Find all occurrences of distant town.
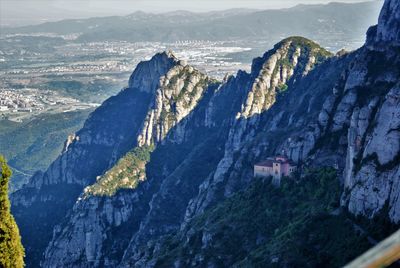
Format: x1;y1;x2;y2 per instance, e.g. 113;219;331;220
0;36;257;121
0;32;365;122
0;88;97;122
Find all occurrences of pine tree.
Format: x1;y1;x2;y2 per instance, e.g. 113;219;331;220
0;155;24;268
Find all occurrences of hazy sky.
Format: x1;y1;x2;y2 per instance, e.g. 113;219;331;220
1;0;380;27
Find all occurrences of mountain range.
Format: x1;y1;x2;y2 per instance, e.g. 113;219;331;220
3;2;382;48
9;0;400;267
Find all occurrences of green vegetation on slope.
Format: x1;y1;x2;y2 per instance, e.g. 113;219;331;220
266;36;332;100
152;168;377;267
0;155;24;268
277;37;334;71
0;109;92;191
42;78;125;103
0;120;20;136
84;145;154;197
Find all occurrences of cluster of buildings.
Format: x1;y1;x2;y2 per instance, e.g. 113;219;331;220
0;89;41;113
5;62;131;76
254;155;297;186
0;89;79;114
34;62;130;74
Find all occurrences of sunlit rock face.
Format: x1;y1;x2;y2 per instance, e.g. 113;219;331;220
181;37;333;223
137;62;214;147
41;55;218;268
375;0;400;45
339;0;400;223
11;51;195;267
36;36;335;267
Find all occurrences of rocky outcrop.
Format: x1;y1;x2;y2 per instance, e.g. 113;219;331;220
10;51;190;267
137;62;214;146
38;36;334;268
40;55;217;267
81;59;214;197
339;0;400;223
341;69;400;222
128;50;180;93
43;189;143;267
373;0;400;45
118;38;339;267
183;37;333;220
62;134;79;153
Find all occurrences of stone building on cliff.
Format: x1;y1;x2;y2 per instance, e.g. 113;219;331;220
254;156;297;186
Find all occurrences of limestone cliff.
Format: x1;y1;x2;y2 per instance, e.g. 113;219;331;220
182;37;333;220
119;38;335;266
11;51;214;267
38;37;331;267
372;0;400;46
134;1;400;265
40;56;217;266
339;0;400;222
137;62;214;147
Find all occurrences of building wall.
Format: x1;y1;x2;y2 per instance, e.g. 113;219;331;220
254;162;296;183
272;162;281;179
281;163;289;176
254;165;273;178
272;162;282;187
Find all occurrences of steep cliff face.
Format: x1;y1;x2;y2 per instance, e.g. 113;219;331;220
119;38;334;266
373;0;400;46
137;62;215;147
38;37;332;268
137;1;400;265
11;51;212;267
182;38;333;221
338;0;400;223
219;0;400;225
40;58;218;266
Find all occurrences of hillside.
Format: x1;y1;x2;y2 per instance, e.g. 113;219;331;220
146;168;383;267
0;109;93;191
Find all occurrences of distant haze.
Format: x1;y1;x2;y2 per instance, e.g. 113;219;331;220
1;0;383;27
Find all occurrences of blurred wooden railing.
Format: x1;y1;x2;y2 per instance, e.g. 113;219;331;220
344;229;400;268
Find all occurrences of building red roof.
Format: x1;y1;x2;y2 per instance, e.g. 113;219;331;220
255;156;296;167
255;159;274;167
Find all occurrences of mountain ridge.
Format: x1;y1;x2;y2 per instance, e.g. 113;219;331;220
13;36;333;267
2;1;382;50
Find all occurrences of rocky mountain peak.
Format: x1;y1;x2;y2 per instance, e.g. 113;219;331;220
81;63;216;197
11;50;204;267
367;0;400;47
128;51;180;93
243;36;332;119
137;63;216;147
377;0;400;43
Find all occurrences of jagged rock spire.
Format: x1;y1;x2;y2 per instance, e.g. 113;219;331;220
368;0;400;46
128;51;179;92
